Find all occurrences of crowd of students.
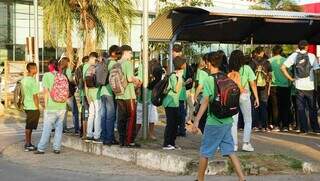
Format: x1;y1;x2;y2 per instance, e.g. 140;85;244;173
19;40;320;181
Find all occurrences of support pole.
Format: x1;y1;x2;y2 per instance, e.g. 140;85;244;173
142;0;149;140
34;0;39;80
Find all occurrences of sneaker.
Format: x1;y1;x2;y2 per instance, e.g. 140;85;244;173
34;150;45;154
272;127;280;132
162;145;175;150
53;150;60;154
234;145;238;152
24;144;37;152
242;143;254;152
84;137;94;142
127;143;141;148
93;139;103;144
282;128;289;132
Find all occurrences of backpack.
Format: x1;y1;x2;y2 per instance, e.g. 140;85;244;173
209;73;240;119
63;69;76;97
50;73;69;103
75;64;84;90
253;59;270;87
13;80;24;111
184;64;194;90
151;73;176;107
85;65;97;88
147;59;163;90
95;59;109;86
294;52;312;79
109;61;127;96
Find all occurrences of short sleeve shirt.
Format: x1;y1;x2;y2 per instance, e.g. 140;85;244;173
21;76;39;110
203;75;233;126
42;72;66;111
269;55;290;87
162;73;181;108
239;65;256;92
283;51;318;91
83;63;100;101
116;59;136;100
100;59;117;97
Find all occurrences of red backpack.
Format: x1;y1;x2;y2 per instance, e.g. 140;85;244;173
50;73;69;103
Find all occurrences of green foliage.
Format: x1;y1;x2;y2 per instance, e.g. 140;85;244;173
251;0;302;12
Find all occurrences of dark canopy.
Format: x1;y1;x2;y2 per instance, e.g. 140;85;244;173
148;7;320;44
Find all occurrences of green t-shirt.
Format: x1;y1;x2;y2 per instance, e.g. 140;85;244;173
21;76;39;110
100;59;117;97
42;72;66;111
196;69;209;87
115;59;136;100
162;73;181;108
179;69;187;101
269;55;289;87
203;75;233;126
83;63;100;101
239;65;256;92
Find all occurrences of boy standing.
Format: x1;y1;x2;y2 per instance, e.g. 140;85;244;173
192;52;245;181
162;56;185;150
21;62;40;151
116;45;141;147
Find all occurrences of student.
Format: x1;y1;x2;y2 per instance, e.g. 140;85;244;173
249;46;272;132
62;57;79;134
162;56;185;150
21;62;40;151
84;52;102;143
193;53;209;133
228;50;259;152
100;45;121;145
75;56;89;138
35;59;68;154
281;40;320;134
192;52;245;181
269;45;291;132
116;45;141;147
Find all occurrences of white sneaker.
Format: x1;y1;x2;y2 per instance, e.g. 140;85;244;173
242;143;254;152
162;145;175;150
234;145;238;152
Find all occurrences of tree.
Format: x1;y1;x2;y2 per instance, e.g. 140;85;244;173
42;0;137;61
251;0;302;12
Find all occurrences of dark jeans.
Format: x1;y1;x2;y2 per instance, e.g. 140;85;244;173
296;90;320;133
177;100;186;135
63;96;80;132
277;87;291;129
117;99;137;145
268;87;278;127
253;88;268;129
101;95;116;144
164;107;179;147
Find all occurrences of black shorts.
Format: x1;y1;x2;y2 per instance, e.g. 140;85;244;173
25;110;40;130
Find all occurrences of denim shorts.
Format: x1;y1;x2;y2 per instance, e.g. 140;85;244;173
200;124;234;158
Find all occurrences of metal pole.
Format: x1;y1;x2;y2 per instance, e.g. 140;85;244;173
34;0;39;80
142;0;149;140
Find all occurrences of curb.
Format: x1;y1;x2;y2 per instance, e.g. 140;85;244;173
303;162;320;174
61;135;228;175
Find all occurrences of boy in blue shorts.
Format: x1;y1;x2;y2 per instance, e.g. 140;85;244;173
192;52;245;181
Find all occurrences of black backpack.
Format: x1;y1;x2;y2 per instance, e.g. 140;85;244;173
209;73;240;119
294;52;312;79
151;73;176;107
184;64;194;90
148;59;163;90
63;69;76;97
13;80;24;111
75;64;84;90
85;65;97;88
95;58;110;86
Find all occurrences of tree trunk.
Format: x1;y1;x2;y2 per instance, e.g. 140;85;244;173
66;17;74;68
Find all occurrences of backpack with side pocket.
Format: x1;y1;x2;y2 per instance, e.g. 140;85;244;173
95;59;109;86
151;72;176;107
13;80;24;111
85;65;97;88
108;61;127;96
294;52;312;79
253;59;270;88
209;73;240;119
50;73;69;103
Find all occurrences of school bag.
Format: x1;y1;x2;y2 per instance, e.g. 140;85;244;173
75;64;84;90
184;64;195;90
294;52;312;79
63;69;76;98
109;61;127;96
253;59;270;88
85;65;97;88
13;80;24;111
147;59;163;90
50;73;69;103
151;73;176;107
209;73;240;119
95;59;110;86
